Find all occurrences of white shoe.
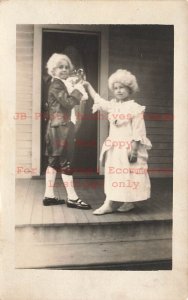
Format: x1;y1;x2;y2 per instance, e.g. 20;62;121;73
93;202;114;215
117;203;135;212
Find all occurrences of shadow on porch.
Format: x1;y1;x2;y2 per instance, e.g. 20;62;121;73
15;178;172;270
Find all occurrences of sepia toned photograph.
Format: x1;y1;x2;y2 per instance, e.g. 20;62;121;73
15;24;173;270
1;0;188;299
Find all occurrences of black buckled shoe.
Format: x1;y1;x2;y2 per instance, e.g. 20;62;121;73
66;198;91;210
43;197;65;206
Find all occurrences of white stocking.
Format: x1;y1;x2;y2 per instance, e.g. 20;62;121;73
44;166;56;198
61;174;78;200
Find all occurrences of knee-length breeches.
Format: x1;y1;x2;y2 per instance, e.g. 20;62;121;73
45;121;75;174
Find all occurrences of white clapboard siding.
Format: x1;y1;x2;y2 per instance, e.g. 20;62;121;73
16;25;34;178
16;132;32;141
16;149;32;157
16;141;32;149
16;98;33;105
16;118;32;125
16;124;32;133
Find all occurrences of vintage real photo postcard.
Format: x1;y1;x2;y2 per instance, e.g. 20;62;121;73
0;1;188;300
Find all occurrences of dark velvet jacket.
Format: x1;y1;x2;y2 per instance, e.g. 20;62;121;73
45;78;83;156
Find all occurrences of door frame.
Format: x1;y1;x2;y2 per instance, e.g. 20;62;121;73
32;24;109;176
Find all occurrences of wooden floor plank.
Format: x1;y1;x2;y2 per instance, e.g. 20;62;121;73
20;179;36;225
42;205;54;225
30;180;44;225
52;205;66;224
15;179;31;225
151;195;172;212
81;188;103;224
66;207;89;224
136;199;171;221
116;209;144;222
149;199;172;219
58;188;78;224
82;209;103;224
61;205;81;224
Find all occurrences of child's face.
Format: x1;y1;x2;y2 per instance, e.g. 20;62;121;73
53;59;71;80
113;82;130;101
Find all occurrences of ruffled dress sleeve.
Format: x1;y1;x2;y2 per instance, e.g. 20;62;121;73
92;93;112;113
131;102;152;150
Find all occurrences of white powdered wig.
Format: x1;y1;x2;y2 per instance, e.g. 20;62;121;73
46;53;73;77
108;69;139;94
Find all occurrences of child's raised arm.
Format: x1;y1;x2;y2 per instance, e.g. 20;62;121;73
83;81;111;113
83;81;97;100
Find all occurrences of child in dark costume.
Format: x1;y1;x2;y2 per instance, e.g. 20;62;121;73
43;53;91;209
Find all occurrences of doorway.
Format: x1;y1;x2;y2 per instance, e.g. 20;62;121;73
41;29;100;176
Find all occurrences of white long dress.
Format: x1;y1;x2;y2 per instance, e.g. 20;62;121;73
93;95;152;202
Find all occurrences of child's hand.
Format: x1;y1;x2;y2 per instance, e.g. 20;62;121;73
128;140;140;163
113;119;124;127
82;82;97;100
128;150;138;163
74;82;89;101
82;81;90;89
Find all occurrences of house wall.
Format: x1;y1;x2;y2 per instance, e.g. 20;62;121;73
16;25;34;178
108;26;173;177
16;25;173;178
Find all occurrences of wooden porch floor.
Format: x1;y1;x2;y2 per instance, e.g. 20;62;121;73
15;178;172;269
15;178;172;226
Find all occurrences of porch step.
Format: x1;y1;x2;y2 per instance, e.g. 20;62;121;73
15;239;171;269
16;219;171;244
15;219;172;269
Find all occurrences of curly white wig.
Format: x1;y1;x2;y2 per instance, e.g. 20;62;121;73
46;53;74;77
108;69;139;94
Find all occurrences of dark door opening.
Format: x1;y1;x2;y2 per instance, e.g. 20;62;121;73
41;29;99;176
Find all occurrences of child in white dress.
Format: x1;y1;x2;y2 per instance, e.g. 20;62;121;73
85;69;152;215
